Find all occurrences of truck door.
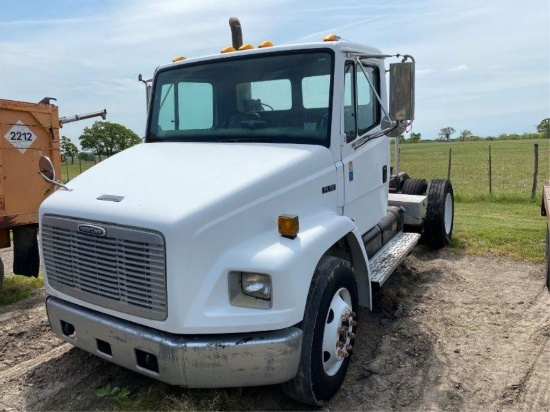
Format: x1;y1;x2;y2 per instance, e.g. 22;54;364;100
340;60;389;235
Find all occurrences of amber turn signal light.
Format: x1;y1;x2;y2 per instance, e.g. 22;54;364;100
278;215;299;239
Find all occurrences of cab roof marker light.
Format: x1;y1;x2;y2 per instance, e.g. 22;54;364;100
324;34;341;42
238;43;254;51
258;40;273;48
221;46;236;53
172;56;186;62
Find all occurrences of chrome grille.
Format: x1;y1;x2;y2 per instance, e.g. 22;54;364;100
42;215;167;320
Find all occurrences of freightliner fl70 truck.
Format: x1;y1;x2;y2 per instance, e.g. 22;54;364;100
38;19;454;405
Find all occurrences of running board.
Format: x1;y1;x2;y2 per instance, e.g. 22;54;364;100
369;232;421;286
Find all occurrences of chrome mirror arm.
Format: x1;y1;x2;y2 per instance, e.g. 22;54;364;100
38;172;73;191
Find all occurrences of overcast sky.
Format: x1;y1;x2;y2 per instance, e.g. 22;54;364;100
1;0;548;144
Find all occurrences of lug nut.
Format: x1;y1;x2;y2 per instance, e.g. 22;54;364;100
349;332;356;339
336;340;345;348
351;320;358;326
346;344;353;351
337;327;346;334
338;349;349;358
350;311;356;317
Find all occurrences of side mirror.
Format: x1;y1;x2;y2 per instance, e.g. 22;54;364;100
39;156;56;181
386;61;415;137
38;156;72;191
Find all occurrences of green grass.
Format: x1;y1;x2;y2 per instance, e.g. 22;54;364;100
0;274;43;305
451;199;545;262
392;138;549;263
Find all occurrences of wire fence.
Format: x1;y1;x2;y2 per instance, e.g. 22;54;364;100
394;139;550;201
61;156;101;183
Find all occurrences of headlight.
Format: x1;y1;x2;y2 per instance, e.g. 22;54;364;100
241;272;272;301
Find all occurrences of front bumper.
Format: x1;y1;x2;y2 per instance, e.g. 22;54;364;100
46;296;303;387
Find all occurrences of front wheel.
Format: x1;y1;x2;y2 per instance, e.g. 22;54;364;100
281;256;358;406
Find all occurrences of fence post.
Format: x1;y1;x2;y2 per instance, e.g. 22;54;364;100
64;158;69;182
79;157;82;174
488;145;492;195
531;143;539;198
447;148;452;180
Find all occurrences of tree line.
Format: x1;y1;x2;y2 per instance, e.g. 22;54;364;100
61;117;550;160
61;121;142;163
399;117;550;144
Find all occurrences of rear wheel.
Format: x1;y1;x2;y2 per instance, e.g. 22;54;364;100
281;256;358;406
424;179;454;248
401;178;428;195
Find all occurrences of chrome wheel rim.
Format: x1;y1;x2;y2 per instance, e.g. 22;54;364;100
322;287;355;376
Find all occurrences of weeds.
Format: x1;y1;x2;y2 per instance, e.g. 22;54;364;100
0;275;43;306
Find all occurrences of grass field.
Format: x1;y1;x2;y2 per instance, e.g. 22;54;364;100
61;158;98;182
395;138;549;262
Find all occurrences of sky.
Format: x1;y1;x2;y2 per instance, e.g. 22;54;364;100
1;0;549;145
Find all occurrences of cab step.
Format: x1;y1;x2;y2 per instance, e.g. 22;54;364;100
369;232;421;286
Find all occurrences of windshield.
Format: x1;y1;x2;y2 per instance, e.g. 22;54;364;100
147;50;333;146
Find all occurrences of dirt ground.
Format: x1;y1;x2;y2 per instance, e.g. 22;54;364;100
0;246;548;411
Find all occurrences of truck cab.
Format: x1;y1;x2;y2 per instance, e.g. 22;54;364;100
39;29;453;406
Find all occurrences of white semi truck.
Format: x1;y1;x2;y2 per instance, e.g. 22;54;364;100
38;20;454;405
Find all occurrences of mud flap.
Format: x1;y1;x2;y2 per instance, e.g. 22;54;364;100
13;225;39;277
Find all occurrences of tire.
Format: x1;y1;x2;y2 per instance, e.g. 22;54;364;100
401;178;428;195
424;179;454;249
546;226;549;291
0;257;3;289
281;256;358;406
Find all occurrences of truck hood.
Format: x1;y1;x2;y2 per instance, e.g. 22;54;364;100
40;142;335;231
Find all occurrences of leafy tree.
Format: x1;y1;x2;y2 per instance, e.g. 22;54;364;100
438;127;456;141
79;121;141;158
537;118;550;139
60;136;79;164
78;152;96;161
459;129;472;141
408;132;421;143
